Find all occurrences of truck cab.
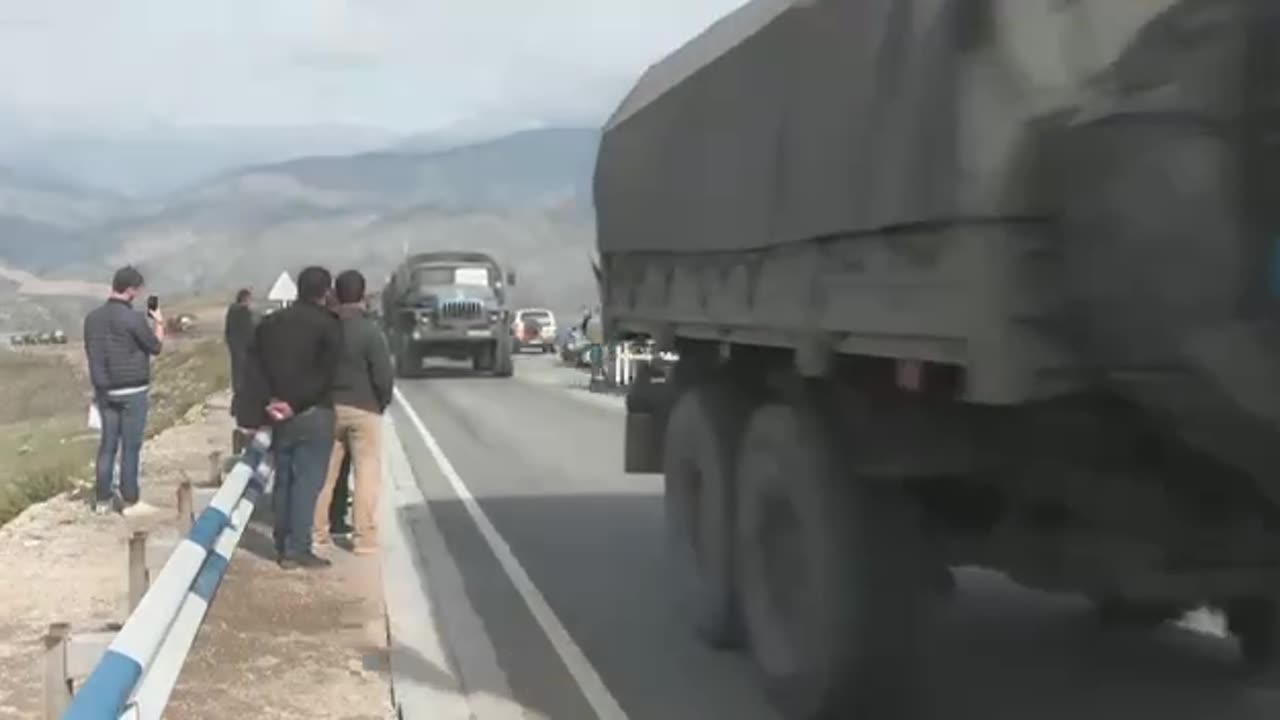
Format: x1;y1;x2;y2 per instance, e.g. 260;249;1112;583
380;252;517;378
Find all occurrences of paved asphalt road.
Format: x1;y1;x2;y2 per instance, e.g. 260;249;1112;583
389;353;1280;720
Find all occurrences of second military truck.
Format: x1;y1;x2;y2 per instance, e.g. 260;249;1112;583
596;1;1280;718
381;251;516;378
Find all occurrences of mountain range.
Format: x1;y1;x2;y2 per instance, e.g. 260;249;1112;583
0;126;604;333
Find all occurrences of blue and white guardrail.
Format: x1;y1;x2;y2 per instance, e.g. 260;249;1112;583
64;429;274;720
588;341;677;389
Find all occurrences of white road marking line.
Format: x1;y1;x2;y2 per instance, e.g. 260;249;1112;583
393;386;630;720
382;417;531;720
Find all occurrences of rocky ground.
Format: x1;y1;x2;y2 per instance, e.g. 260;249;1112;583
0;390;392;719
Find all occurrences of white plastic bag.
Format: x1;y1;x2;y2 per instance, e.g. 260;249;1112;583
87;402;101;430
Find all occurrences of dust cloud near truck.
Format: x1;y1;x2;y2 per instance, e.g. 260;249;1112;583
594;1;1280;718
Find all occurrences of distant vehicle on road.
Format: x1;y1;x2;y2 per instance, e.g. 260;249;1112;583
512;308;556;354
6;329;67;346
165;314;196;334
380;251;517;378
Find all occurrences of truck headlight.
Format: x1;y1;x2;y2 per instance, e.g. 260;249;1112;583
488;310;501;323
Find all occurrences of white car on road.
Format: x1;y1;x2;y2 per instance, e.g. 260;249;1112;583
512;308;557;353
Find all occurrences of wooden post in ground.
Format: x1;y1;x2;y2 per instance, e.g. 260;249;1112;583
176;481;194;533
43;622;71;718
208;449;224;486
128;531;149;612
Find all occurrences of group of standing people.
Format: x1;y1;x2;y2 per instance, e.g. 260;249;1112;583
226;266;393;569
83;263;392;568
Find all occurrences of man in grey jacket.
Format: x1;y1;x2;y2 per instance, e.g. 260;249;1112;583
83;265;164;515
313;269;393;554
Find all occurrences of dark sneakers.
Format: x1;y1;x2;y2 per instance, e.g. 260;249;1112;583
278;552;332;570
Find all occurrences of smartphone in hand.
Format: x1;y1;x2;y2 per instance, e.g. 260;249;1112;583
146;295;159;313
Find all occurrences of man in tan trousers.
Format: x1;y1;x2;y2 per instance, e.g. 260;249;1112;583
314;269;394;555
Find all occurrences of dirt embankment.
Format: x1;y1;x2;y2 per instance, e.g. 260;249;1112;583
0;390;393;719
0;335;231;525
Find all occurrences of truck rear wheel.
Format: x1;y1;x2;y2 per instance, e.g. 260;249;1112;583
736;398;928;719
395;343;421;379
662;383;750;649
493;338;514;377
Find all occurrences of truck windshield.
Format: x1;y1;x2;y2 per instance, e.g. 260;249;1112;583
412;265;492;288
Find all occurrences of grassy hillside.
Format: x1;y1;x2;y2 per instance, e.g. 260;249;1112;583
0;337;230;526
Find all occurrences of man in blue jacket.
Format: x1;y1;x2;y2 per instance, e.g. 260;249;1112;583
83;265;164;516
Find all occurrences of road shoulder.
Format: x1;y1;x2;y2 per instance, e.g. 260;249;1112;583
382;414;529;720
0;391;394;719
164;400;393;719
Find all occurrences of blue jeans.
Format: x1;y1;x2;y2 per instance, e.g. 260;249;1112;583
95;391;149;506
270;407;336;558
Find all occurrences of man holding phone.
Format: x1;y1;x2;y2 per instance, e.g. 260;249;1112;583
236;266;342;570
83;265;164;516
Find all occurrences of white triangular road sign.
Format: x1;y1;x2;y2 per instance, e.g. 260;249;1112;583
267;271;297;302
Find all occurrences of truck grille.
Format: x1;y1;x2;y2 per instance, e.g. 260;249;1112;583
438;299;485;321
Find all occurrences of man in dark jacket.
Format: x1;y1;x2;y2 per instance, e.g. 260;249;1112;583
84;265;165;515
224;288;255;450
237;266;342;569
313;269;393;555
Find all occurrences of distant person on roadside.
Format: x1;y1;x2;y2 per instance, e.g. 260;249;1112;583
313;269;393;556
237;266;342;570
83;265;164;516
224;288;255;451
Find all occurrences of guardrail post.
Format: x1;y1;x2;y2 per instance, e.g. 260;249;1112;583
176;481;194;533
208;450;224;486
43;622;71;718
128;531;149;613
64;431;274;720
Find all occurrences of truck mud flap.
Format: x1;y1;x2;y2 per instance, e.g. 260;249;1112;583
623;371;676;474
624;412;662;474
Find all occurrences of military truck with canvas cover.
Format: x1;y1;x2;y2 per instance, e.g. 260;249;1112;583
381;251;516;377
595;0;1280;716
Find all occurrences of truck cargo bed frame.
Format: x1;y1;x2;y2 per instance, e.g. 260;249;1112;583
602;220;1085;405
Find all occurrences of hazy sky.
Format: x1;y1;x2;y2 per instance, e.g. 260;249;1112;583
0;0;747;132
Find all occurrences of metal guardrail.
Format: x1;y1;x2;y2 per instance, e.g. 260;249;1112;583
587;342;677;390
63;430;274;720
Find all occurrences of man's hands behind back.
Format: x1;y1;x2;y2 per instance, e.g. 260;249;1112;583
266;398;295;422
